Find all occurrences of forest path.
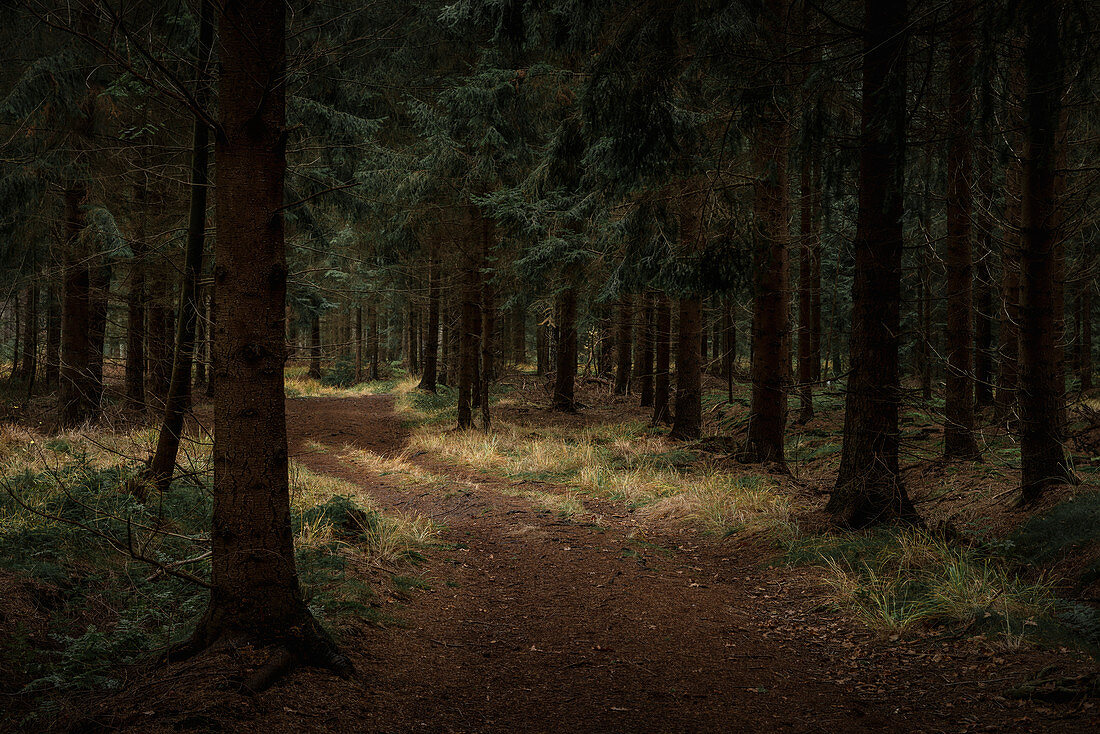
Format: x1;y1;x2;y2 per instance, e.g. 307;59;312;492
278;395;1088;733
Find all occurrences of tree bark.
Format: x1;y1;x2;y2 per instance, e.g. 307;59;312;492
943;0;979;460
45;285;60;389
826;0;918;527
669;297;703;440
457;228;481;428
180;0;347;679
797;126;817;424
535;315;548;376
480;240;494;431
744;50;792;465
613;296;632;395
59;182;97;426
1018;0;1073;503
18;283;38;389
417;252;440;392
639;292;654;407
308;313;322;379
87;260;109;410
651;292;672;424
552;275;578;412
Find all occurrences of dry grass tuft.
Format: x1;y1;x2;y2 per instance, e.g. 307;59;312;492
288;460;440;564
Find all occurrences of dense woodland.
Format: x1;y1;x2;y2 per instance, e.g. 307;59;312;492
0;0;1098;731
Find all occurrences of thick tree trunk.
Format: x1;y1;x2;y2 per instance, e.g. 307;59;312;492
147;0;213;496
744;63;792;465
1018;0;1073;503
669;297;703;440
639;293;655;407
552;276;578;412
417;253;440;392
181;0;346;680
826;0;918;527
613;296;632;395
943;0;979;460
651;293;672;424
59;183;97;426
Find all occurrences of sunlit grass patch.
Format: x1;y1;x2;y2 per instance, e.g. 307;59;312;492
791;529;1056;637
288;460;440;564
642;472;795;539
406;418;795;535
284;364;408;398
327;443;446;487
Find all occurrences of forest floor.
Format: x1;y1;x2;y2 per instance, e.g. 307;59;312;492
77;384;1100;733
3;372;1099;732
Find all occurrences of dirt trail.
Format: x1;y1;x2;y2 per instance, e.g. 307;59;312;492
263;395;1094;733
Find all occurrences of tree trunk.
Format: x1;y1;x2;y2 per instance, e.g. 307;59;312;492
11;289;21;380
354;305;363;382
943;0;979;460
651;292;672;424
308;313;322;379
639;292;655;407
45;285;60;389
1018;0;1073;503
512;302;526;366
744;56;792;465
552;276;578;411
797;127;817;424
480;239;494;431
59;183;96;426
18;283;38;390
613;296;632;395
87;261;109;410
181;0;346;679
147;0;213;495
457;232;481;428
417;253;440;392
826;0;918;527
669;297;703;440
1080;286;1092;392
536;316;548;376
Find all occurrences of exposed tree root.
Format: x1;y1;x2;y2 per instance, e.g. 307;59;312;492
162;609;354;694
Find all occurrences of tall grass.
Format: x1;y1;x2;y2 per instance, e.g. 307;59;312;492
791;529;1056;636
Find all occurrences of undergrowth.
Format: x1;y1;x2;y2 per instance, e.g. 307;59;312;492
0;430;438;724
784;528;1100;650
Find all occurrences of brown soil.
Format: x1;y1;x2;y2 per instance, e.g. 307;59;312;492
58;394;1097;733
